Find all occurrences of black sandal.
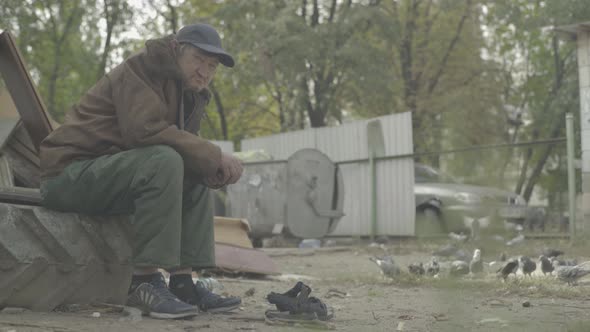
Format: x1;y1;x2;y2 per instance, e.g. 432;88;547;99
266;281;333;321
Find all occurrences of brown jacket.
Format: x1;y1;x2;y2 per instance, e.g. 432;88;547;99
40;35;222;179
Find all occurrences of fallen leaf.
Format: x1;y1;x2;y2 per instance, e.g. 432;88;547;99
433;313;449;321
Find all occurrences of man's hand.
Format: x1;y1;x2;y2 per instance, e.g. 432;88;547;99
203;152;243;188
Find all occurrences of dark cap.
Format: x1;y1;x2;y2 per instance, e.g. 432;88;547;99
176;23;234;67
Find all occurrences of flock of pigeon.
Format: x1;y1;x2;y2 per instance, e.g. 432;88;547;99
370;244;590;286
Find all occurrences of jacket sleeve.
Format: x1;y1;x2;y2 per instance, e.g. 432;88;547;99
109;62;222;178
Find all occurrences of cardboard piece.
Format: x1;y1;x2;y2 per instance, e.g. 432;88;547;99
213;216;279;275
214;243;280;275
214;217;253;249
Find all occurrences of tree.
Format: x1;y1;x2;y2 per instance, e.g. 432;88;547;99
0;0;133;122
373;0;506;168
217;0;387;131
484;0;589;202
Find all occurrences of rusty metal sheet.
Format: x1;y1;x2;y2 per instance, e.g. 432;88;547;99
0;31;53;151
214;243;279;275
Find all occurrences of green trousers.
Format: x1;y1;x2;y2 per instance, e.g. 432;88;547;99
40;145;215;270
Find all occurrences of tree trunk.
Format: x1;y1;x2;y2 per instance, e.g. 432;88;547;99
399;0;419;114
45;1;80;118
522;117;564;201
97;0;120;80
519;35;572;201
166;0;178;33
209;82;228;140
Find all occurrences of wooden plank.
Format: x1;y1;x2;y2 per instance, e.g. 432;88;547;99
0;31;53;151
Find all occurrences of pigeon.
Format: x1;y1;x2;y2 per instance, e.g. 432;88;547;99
555;263;590;285
425;257;440;276
539;255;554;276
551;257;577;267
541;248;564;258
519;256;536;277
450;260;470;277
408;262;425;276
498;259;519;281
469;249;484;274
370;256;400;278
449;232;468;242
454;249;471;263
433;244;458;257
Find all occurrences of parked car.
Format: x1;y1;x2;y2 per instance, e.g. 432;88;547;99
414;163;528;234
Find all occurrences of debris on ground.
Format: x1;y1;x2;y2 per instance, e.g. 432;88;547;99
477;317;509;327
198;277;224;292
121;306;143;322
270;273;319;282
506;234;525;246
433;313;449;321
324;288;350;299
299;239;321;249
1;307;29;314
522;300;531;308
244;287;256;297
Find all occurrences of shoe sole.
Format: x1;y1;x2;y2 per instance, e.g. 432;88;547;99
148;311;199;319
202;303;241;313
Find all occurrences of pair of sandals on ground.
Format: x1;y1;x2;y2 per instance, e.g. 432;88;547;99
126;274;332;322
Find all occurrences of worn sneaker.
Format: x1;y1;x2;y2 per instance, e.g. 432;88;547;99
127;274;198;319
171;280;241;313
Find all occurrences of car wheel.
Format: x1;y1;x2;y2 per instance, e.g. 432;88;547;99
416;207;445;235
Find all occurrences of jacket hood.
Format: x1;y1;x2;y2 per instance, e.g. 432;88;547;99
144;34;184;80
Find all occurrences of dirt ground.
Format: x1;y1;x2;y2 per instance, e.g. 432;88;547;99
1;237;590;332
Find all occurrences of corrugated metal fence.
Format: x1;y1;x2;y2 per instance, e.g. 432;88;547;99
240;112;415;236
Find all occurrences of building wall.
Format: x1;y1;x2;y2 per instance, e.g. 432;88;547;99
240;112;415;236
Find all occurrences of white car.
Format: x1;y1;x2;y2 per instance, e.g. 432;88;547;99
414;164;528;234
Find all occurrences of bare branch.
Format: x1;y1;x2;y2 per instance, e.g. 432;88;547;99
427;0;472;94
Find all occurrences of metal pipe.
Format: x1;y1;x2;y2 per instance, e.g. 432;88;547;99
566;113;576;243
241;137;568;166
336;137;567;166
370;151;377;240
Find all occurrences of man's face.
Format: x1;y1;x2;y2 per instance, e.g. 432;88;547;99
177;44;219;91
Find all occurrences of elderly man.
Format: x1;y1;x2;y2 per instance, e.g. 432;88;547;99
39;23;243;319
